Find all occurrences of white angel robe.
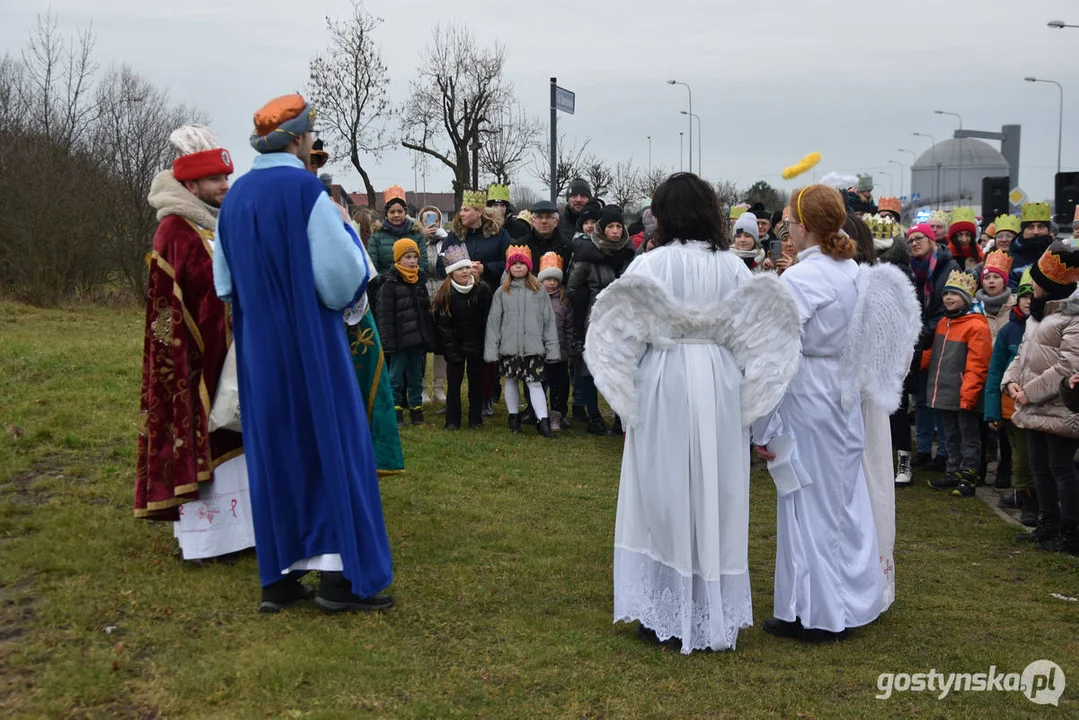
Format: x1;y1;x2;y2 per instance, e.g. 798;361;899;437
584;241;801;653
752;246;883;633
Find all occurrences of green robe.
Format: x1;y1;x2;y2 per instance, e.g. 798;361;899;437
347;309;404;475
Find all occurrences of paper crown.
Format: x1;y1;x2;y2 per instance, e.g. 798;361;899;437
982;249;1014;281
949;207;978;237
383;185;407;206
537;251;564;282
462;190;487;209
985;222;996;237
1022;202;1052;224
878;197;901;215
943;269;977;300
515;210;533;228
487;184;511;203
929;210;950;225
1033;240;1079;292
505;244;533;272
729;204;748;220
994;214;1021;236
442;244;472;274
1017;267;1034;296
867;213;900;239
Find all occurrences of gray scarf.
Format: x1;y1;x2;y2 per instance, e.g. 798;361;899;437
591;230;629;255
976;289;1010;317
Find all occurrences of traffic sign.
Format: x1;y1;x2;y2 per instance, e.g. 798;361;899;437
555;86;575;115
912;193;921;202
1009;187;1027;205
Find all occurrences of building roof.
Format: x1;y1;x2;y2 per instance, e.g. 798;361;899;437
347;190;457;212
913;138;1009;172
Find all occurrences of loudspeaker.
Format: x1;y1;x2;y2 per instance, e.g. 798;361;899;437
981;176;1009;223
1055;172;1079;226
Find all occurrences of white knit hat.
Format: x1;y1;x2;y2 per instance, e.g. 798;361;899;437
733;212;760;243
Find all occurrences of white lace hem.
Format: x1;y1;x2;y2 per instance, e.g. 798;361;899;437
613;547;753;654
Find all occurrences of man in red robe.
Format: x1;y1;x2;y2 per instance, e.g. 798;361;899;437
135;125;256;562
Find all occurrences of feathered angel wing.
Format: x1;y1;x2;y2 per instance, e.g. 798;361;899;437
848;263;921;412
716;272;803;427
583;274;675;428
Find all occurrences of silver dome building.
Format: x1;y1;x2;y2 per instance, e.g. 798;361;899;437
910;138;1010;209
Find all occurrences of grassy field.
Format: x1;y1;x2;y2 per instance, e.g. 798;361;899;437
0;298;1077;719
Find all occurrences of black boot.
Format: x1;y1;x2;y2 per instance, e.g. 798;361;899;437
572;405;588;422
586;414;610;436
410;406;425;425
395;406;405;427
1018;489;1039;528
536;417;556;438
508;413;521;433
314;572;394;614
611;416;624;436
910;451;932;468
1016;519;1057;544
259;572;314;614
1061;521;1079;556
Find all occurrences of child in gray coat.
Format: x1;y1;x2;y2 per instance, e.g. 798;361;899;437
484;245;561;437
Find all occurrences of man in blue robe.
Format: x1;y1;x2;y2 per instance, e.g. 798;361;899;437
214;93;393;613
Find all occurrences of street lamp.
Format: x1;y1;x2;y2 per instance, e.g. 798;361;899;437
1048;20;1079;28
1025;76;1064;174
647;136;652;174
679;131;684;171
668;80;693;173
935;110;964;203
913;132;938;208
680;110;702;178
888;159;905;201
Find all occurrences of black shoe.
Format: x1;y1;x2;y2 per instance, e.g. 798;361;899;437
1019;490;1039;527
444;422;460;430
928;471;960;491
314;572;394;614
482;400;495;418
536;417;556;438
469;422;483;430
802;627;849;643
410;407;425;425
259;573;314;614
636;623;681;650
951;469;978;497
926;455;948;472
572;405;588;421
586;415;610;436
1061;523;1079;556
910;452;932;468
762;616;804;639
508;413;521;433
611;417;624;435
1016;523;1057;543
1037;535;1065;552
999;490;1019;509
559;416;572;430
395;406;405;427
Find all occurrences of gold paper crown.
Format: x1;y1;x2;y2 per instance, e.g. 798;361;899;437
1037;245;1079;287
929;210;950;225
983;249;1013;277
538;251;563;273
943;269;977;298
1022;202;1052;223
867;214;899;239
949;207;977;229
729;205;747;220
878;197;901;215
994;214;1021;235
515;210;533;227
462;190;487;209
487;184;511;203
383;185;407;205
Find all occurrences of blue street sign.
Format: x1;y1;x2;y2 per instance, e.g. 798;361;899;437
912;193;921;202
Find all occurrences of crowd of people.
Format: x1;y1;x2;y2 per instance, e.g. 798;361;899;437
134;92;1079;652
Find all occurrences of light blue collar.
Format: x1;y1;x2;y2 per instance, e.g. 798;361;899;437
252;153;304;170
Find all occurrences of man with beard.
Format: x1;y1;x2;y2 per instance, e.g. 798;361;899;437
135;125;256;564
559;178;593;240
215;94;393;614
1007;202;1055;291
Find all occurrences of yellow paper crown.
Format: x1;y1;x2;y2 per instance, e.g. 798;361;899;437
383;185;407;206
943;269;977;298
462;190;487;209
929;210;950;225
1022;202;1052;223
487;184;511;203
949;207;977;227
515;210;533;227
729;204;748;220
867;214;898;239
994;214;1021;235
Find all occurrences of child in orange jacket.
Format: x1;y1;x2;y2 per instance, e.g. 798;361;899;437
921;270;993;496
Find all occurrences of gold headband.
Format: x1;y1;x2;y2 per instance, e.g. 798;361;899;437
797;185;814;233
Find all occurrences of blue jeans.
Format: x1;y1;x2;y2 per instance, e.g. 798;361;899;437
915;369;948;458
574;369;600;417
388;347;425;409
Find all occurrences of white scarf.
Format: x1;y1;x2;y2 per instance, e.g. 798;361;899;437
451;278;475;294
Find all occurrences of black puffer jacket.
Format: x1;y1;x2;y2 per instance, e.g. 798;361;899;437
375;268;436;354
433;282;493;364
567;233;636;345
520;227;572;271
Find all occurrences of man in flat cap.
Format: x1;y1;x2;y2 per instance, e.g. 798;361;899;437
214;94;394;613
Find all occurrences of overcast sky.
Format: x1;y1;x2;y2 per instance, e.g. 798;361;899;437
5;0;1077;203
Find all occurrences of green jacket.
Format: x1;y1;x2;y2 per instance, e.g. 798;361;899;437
368;219;426;276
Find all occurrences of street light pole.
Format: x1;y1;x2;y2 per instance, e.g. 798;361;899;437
913;132;937;208
897;148;917;208
647;136;652;174
935;110;964;203
679;131;684;171
681;110;702;178
1025;76;1064;174
668;80;693;174
888;159;905;201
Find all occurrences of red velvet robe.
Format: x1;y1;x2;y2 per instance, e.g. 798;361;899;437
134;214;242;520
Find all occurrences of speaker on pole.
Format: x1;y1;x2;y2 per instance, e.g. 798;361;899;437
981;176;1009;223
1054;172;1079;227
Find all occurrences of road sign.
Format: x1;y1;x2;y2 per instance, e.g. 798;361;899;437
555;86;575;115
912;193;921;202
1009;187;1027;205
900;195;908;202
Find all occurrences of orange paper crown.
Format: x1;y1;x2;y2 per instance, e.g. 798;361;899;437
878;197;901;215
982;249;1013;281
505;244;533;272
383;185;407;206
539;251;563;273
1037;248;1079;287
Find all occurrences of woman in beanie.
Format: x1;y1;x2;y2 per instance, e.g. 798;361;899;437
947;208;984;272
368;186;429;275
376;238;437;426
483;245;560;437
731;212;766;271
753;184;917;641
583;172;802;652
567;204;637;435
1002;240;1079;555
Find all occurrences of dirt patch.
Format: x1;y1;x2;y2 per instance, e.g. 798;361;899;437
0;457;66;508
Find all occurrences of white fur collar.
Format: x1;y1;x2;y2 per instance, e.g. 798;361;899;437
147;170;218;230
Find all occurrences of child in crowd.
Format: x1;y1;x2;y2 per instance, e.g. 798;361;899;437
947;208;984;272
537;252;574;431
985;269;1035;525
431;245;492;430
921;270;992;496
376;238;436;426
975;250;1016;486
484;245;561;437
731;212;766;271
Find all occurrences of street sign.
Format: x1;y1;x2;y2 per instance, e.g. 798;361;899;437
1009;187;1027;205
912;193;921;202
900;195;908;202
555;86;575;115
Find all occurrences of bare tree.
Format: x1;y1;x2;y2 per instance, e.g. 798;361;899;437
21;10;98;151
307;0;392;209
580;155;614;202
479;103;541;185
510;184;541;211
635;166;672;198
401;22;512;209
714;179;741;220
531;133;590;198
0;55;29;134
609;159;640;208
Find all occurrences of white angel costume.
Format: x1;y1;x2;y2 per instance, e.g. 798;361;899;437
584;241;802;653
752;246;917;631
